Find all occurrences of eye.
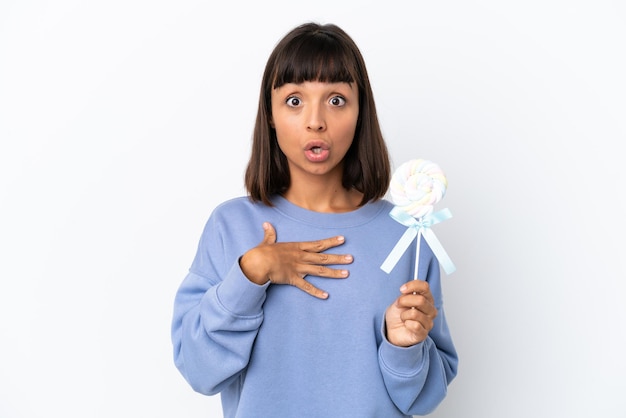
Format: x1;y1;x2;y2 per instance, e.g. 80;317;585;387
329;96;346;107
286;96;301;107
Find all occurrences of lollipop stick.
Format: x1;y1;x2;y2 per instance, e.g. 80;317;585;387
413;227;422;281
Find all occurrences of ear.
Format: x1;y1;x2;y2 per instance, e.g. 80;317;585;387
269;118;275;128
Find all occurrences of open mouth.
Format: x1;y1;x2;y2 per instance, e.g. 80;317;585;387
304;142;330;162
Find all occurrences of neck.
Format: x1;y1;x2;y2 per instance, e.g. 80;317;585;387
283;176;363;213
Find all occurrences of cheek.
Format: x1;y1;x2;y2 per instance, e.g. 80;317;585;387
273;121;297;153
272;119;295;144
337;116;358;143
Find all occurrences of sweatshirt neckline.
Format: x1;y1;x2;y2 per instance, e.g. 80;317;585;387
270;195;390;228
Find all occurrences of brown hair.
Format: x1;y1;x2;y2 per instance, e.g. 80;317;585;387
244;22;390;206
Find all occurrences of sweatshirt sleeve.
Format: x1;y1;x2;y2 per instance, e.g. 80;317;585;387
171;214;269;395
378;248;458;415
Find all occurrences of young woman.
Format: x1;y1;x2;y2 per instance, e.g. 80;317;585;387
171;22;458;417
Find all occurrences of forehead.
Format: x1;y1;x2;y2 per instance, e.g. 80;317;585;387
271;34;359;89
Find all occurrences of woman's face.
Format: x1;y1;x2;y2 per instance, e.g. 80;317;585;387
271;81;359;183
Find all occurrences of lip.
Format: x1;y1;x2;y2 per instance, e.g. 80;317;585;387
304;140;329;150
304;140;330;163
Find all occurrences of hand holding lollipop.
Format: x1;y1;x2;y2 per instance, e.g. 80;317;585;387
380;159;456;278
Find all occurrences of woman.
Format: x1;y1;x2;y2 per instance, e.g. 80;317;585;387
171;22;457;417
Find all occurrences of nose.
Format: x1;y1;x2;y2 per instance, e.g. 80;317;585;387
306;104;326;131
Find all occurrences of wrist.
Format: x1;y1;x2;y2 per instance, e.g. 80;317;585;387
239;252;269;285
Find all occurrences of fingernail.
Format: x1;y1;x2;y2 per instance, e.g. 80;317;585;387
341;270;349;277
344;255;353;261
262;222;269;230
321;292;329;299
336;236;345;242
400;284;407;292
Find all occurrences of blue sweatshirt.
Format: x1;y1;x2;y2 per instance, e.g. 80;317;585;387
171;195;457;417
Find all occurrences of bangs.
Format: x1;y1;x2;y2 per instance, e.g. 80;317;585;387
272;33;357;88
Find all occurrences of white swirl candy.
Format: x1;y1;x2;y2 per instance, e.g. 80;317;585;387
390;159;448;219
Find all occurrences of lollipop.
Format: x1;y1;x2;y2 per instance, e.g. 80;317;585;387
390;159;448;218
380;159;456;278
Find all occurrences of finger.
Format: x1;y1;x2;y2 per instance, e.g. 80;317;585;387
403;318;431;336
293;277;329;299
400;281;435;304
398;294;430;310
398;294;438;316
400;307;434;332
298;235;347;253
400;280;430;295
261;222;277;245
400;307;433;324
299;251;354;266
400;307;420;322
300;264;350;279
397;292;428;308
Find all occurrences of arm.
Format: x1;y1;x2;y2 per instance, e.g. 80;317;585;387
171;217;268;395
379;251;458;415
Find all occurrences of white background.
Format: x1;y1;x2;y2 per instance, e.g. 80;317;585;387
1;1;625;417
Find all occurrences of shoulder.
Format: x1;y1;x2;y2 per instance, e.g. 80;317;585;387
211;196;271;217
368;198;398;223
213;196;255;213
375;198;395;212
205;196;273;230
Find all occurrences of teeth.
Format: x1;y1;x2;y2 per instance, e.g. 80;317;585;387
312;147;322;154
